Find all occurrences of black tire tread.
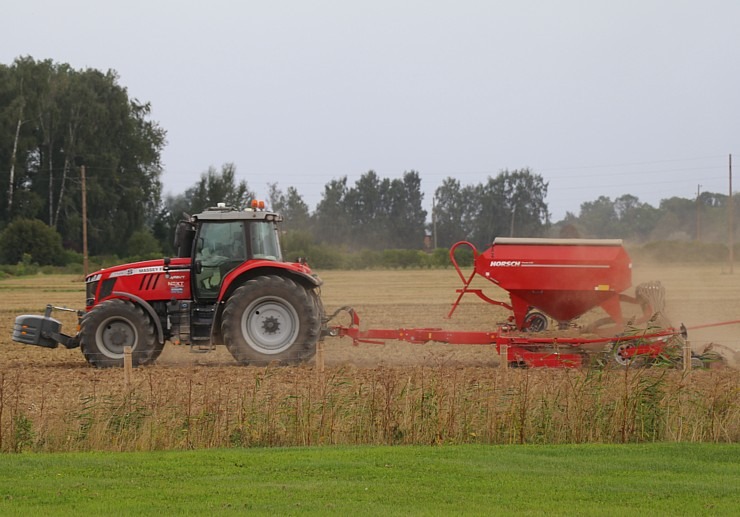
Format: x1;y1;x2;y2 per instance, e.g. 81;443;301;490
80;299;159;368
221;275;319;366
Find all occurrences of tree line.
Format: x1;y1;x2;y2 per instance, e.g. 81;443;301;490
0;57;165;258
0;57;735;266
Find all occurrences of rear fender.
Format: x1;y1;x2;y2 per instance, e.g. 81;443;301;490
217;263;321;302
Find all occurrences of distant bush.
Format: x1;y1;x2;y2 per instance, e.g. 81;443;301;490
281;231;314;261
380;249;424;268
0;219;65;266
89;255;125;270
449;246;474;267
65;263;84;275
300;247;458;270
302;244;346;269
126;230;162;257
12;254;39;275
63;249;83;264
430;248;453;267
355;249;382;269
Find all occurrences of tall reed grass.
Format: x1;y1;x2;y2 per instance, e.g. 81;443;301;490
0;366;737;452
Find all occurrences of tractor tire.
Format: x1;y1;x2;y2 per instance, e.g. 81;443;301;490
80;299;160;368
221;275;320;366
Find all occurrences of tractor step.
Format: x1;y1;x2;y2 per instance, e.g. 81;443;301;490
189;343;215;353
189;304;216;352
189;335;215;353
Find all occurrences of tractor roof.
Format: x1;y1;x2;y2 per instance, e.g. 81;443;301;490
193;205;283;223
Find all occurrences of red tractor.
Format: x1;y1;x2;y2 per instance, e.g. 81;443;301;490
13;203;324;367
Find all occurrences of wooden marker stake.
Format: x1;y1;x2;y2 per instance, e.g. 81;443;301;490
124;345;133;388
316;341;325;379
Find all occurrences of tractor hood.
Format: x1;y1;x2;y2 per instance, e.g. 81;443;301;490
85;257;191;283
84;258;192;308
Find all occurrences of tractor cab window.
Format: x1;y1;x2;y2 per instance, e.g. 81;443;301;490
194;221;246;298
249;222;282;261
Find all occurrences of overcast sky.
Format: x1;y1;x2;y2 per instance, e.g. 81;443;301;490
3;1;739;221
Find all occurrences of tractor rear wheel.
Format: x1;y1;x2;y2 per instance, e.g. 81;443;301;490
80;299;160;368
221;275;320;365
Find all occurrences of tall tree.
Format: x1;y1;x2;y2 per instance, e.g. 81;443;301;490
155;163;254;252
0;57;166;256
433;177;467;248
578;196;618;238
184;163;253;213
314;176;351;246
385;171;427;249
613;194;660;241
317;170;428;250
464;178;507;246
445;168;550;248
1;68;26;217
501;169;550;238
268;183;311;232
344;170;385;247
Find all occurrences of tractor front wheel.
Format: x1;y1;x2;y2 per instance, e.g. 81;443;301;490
80;299;160;368
222;275;320;365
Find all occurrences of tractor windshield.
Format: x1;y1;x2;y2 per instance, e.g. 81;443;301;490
249;221;282;261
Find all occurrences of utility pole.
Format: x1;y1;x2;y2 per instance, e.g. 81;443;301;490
76;157;89;277
432;196;437;249
510;204;516;237
82;163;88;277
730;154;734;274
696;184;702;241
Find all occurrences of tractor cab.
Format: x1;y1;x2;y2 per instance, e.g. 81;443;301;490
175;203;284;301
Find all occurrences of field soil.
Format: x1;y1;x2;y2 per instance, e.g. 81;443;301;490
1;263;739;451
1;263;739;369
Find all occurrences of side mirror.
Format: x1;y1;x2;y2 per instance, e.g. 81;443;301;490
174;222;196;258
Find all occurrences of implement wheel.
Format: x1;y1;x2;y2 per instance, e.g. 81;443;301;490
607;341;646;368
221;275;320;365
523;311;548;332
80;299;160;368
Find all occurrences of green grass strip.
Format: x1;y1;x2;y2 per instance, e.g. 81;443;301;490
0;443;737;515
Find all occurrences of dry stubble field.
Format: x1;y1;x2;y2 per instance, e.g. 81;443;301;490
0;262;738;451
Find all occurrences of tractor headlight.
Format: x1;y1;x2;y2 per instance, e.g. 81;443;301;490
85;273;102;306
85;280;98;306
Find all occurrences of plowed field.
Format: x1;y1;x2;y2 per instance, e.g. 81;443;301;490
0;264;738;451
2;264;738;368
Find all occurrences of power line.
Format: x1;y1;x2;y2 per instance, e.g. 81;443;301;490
5;155;736;200
535;154;727;172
